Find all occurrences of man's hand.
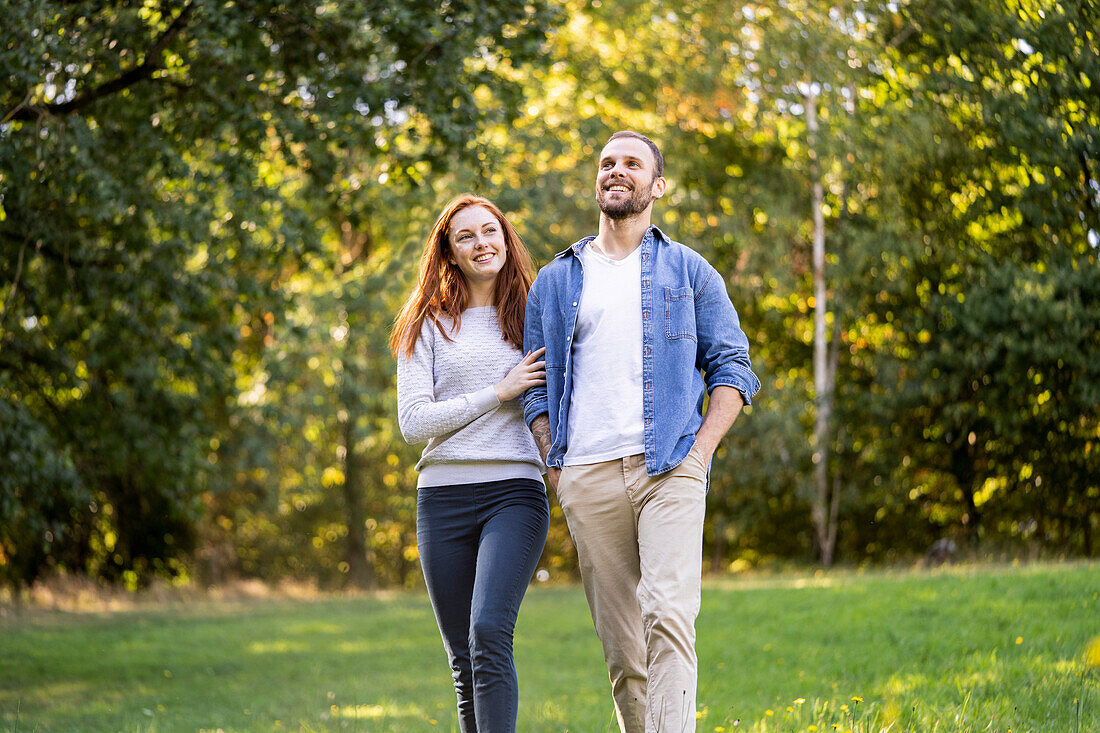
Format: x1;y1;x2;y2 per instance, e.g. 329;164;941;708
546;467;561;492
693;386;745;462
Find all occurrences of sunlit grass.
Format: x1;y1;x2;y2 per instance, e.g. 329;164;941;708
1;561;1096;732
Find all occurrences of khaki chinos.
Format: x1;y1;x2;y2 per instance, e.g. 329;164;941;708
556;445;709;733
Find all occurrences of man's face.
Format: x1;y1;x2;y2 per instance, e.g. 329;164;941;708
595;137;665;220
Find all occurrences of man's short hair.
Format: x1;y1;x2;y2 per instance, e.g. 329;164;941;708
607;131;663;178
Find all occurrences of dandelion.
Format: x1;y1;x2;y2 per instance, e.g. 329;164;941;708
766;709;774;717
787;706;794;712
1016;636;1023;645
841;704;849;713
808;727;817;732
795;698;806;705
851;696;863;703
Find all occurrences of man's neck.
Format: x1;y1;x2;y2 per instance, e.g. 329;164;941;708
593;210;652;260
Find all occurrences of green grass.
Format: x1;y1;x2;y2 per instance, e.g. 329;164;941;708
1;562;1097;732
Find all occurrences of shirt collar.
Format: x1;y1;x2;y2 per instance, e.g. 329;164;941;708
556;225;668;259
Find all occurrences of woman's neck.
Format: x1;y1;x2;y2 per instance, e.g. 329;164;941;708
466;279;496;308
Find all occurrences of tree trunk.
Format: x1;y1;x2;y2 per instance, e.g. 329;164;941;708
807;85;837;566
341;415;375;589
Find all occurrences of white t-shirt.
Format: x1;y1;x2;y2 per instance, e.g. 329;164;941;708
564;244;645;465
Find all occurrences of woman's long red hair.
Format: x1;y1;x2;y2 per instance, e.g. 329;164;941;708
390;194;535;359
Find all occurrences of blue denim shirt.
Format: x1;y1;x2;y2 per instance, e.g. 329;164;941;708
523;226;760;475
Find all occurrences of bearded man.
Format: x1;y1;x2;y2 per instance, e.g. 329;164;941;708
523;131;760;733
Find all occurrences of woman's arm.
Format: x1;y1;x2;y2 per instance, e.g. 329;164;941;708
396;323;501;444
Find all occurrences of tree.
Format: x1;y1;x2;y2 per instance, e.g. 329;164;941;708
0;0;558;590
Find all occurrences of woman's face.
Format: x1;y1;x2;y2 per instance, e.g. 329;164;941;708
448;205;507;285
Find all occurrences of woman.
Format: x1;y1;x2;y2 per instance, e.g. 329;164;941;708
390;194;549;732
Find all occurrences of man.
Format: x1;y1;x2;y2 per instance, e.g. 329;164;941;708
523;131;759;733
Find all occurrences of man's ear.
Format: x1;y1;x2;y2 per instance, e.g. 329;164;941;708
652;176;667;198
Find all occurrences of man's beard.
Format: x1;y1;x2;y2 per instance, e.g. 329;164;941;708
597;180;655;219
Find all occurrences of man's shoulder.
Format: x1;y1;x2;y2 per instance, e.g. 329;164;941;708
533;239;587;283
652;228;715;273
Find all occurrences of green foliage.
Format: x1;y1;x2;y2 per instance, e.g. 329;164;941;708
0;397;86;588
0;0;558;590
1;0;1096;589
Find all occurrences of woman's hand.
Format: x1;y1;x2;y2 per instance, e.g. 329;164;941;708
494;347;546;402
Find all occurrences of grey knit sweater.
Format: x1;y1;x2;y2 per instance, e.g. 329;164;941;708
396;306;544;488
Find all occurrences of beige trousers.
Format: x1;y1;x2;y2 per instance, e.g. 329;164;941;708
557;447;708;733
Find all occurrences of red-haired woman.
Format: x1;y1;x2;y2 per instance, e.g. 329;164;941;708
391;194;549;732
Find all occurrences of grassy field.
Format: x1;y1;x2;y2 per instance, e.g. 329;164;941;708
1;562;1096;732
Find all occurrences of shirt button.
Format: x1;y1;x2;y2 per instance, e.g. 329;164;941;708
572;301;578;306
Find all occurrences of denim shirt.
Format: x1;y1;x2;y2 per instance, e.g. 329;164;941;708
523;226;760;476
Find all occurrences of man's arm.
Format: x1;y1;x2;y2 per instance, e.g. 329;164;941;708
690;258;758;461
693;261;760;405
522;275;560;490
522;281;549;427
692;385;744;462
530;413;560;491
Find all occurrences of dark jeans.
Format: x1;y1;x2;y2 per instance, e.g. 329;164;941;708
417;478;549;733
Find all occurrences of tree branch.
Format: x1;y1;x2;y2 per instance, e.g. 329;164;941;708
4;2;196;122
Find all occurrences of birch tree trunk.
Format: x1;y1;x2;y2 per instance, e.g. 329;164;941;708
806;84;837;566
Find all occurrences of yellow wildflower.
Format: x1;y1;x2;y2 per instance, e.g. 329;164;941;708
1086;636;1100;668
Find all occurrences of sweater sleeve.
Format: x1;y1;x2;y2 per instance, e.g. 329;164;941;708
396;321;502;445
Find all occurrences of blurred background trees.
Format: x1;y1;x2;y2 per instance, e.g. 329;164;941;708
2;0;1096;593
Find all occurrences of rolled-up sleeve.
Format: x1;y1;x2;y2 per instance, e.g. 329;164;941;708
694;265;761;405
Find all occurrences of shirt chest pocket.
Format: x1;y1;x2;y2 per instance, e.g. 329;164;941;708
664;286;696;341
